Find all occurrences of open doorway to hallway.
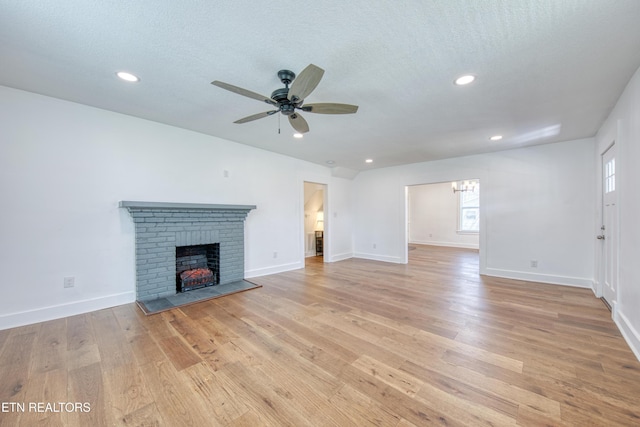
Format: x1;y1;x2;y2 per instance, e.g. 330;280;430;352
304;182;326;265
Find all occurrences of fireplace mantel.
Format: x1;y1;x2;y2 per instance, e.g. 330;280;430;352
119;201;256;211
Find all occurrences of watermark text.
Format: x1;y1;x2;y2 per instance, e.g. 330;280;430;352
1;402;91;413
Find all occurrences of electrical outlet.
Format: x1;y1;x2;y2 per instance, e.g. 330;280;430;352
530;260;538;268
273;251;278;259
63;276;75;288
223;170;229;178
373;243;377;249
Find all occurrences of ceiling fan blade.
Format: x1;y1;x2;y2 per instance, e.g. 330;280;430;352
288;64;324;102
234;110;278;124
300;103;359;114
211;81;276;105
288;113;309;133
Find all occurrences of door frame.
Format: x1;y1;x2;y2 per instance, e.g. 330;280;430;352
302;180;329;263
404;178;486;274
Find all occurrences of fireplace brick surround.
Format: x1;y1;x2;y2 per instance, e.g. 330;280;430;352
120;201;256;301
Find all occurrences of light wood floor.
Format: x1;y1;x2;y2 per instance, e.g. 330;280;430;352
1;245;640;426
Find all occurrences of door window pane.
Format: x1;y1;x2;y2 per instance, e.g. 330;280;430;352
605;158;615;193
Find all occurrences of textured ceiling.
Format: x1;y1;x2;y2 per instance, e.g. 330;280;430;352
2;1;640;172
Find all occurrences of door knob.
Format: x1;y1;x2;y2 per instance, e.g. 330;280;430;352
597;235;605;240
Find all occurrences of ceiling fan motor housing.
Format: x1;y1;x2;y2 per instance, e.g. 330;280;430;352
271;87;298;115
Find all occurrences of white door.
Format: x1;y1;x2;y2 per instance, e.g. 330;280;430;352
600;144;618;308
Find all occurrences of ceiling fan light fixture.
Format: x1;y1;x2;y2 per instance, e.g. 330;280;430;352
293;132;304;138
454;74;475;86
116;71;140;82
365;159;373;164
490;135;503;141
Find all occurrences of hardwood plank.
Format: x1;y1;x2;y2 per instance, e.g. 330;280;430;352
118;402;164;427
90;309;133;371
182;361;249;425
327;384;401;426
102;362;154;425
166;310;219;359
352;354;421;397
138;359;213;426
336;361;462;426
67;313;94;351
0;332;36;404
226;408;276;427
128;333;166;367
112;303;149;339
17;368;68;426
217;361;318;426
398;359;519;419
67;362;107;426
30;318;67;374
157;336;201;372
0;328;10;354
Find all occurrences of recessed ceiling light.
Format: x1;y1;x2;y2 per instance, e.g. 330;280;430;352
326;160;335;165
365;159;373;163
116;71;140;82
293;133;303;139
454;75;475;86
490;135;503;141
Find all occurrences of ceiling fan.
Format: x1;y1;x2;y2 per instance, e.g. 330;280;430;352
211;64;358;134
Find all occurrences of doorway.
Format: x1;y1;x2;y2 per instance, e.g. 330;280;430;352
405;179;485;275
600;143;618;310
304;182;326;263
406;180;480;251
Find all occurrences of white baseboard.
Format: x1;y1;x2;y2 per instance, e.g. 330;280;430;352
0;291;135;331
353;252;405;264
329;252;353;262
409;240;479;250
591;279;601;297
245;261;303;279
615;309;640;362
484;268;592;288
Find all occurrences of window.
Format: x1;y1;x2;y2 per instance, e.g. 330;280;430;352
604;158;615;193
458;181;479;232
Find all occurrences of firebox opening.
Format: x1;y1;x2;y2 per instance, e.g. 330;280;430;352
176;243;220;293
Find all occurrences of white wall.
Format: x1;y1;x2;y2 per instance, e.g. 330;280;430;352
0;86;353;329
327;176;354;262
408;182;479;249
595;65;640;360
353;138;596;288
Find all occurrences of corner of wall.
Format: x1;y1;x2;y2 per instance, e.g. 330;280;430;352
329;252;353;262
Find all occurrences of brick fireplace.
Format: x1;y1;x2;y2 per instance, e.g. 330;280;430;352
120;201;256;302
